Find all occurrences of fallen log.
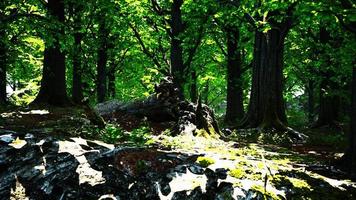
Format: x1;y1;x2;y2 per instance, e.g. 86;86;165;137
95;77;220;136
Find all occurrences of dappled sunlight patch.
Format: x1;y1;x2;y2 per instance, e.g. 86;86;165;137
19;110;50;115
157;170;208;199
8;137;27;149
76;155;106;186
10;176;29;200
57;138;106;186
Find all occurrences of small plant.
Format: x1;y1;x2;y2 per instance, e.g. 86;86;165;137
100;124;153;145
101;124;126;143
196;156;215;167
130;126;153;145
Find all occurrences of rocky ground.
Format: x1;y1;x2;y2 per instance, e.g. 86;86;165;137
1;125;356;199
1;99;356;199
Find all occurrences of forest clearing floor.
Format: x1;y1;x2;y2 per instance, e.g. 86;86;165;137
1;107;356;199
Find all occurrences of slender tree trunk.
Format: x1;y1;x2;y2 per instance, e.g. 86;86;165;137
242;28;287;129
348;65;356;172
0;2;7;104
33;0;69;106
108;69;116;99
307;80;315;123
170;0;184;99
225;28;244;125
190;70;197;103
72;32;83;104
0;29;6;104
96;19;109;103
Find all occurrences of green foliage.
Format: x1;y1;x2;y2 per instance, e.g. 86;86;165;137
101;124;126;143
101;124;152;145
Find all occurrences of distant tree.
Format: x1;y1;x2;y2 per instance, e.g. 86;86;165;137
0;25;7;104
68;0;85;104
96;17;109;103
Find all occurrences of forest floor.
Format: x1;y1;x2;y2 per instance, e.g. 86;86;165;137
1;106;356;199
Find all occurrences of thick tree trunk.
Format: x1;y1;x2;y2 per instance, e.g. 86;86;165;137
33;0;69;106
313;27;340;128
225;28;244;125
97;20;108;103
242;29;287;130
170;0;184;99
72;32;83;104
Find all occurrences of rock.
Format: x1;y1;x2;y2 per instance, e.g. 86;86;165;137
215;168;228;180
174;165;187;173
188;164;205;175
3;132;243;199
171;186;204;200
216;182;234;200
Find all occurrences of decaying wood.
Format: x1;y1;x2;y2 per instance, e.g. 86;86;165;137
95;77;220;136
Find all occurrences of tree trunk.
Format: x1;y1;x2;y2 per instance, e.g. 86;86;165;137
314;85;340;127
242;28;287;130
0;3;7;104
72;32;83;104
170;0;184;99
307;80;315;123
0;29;6;104
33;0;69;106
348;65;356;172
97;20;108;103
189;70;197;103
313;27;341;128
225;28;244;125
108;68;116;99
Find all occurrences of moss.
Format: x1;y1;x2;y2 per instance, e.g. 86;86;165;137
250;184;281;200
196;156;215;167
288;177;311;190
229;168;245;179
195;125;219;139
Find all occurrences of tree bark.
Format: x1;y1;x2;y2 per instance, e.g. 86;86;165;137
33;0;69;106
170;0;184;99
189;70;197;103
307;80;315;123
242;28;287;130
0;29;6;104
72;32;83;104
313;27;341;128
225;28;244;125
96;19;108;103
0;1;7;104
108;68;116;99
348;65;356;172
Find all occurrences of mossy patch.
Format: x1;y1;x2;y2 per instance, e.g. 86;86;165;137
196;156;215;167
229;168;246;179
